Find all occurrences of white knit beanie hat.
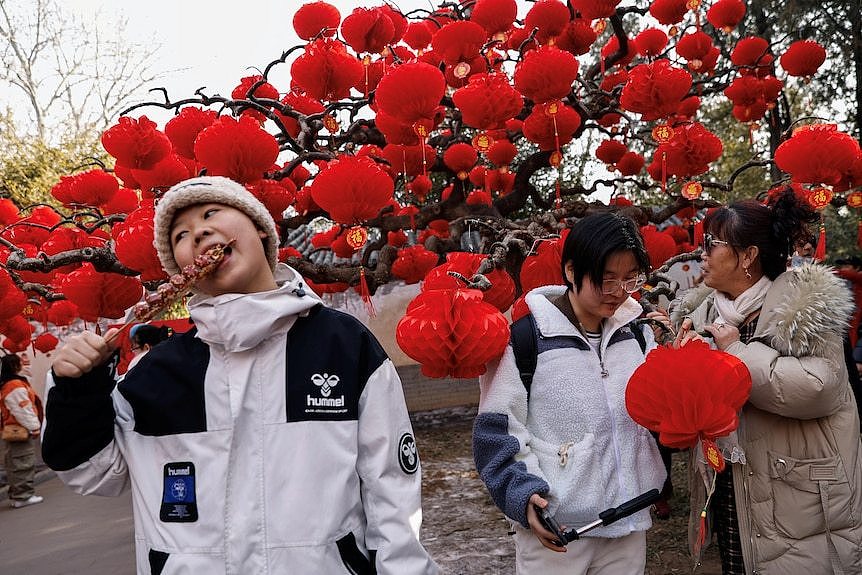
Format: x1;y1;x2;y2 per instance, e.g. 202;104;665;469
153;176;279;276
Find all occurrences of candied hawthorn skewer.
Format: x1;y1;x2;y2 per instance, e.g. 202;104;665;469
105;240;235;344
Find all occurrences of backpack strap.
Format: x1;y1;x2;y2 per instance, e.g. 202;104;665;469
510;314;538;397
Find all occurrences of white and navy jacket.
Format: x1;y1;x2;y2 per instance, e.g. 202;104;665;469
43;264;438;575
472;285;667;535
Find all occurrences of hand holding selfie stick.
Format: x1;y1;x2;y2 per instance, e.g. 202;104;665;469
537;489;661;546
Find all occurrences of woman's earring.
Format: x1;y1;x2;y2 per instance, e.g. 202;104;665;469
744;266;752;279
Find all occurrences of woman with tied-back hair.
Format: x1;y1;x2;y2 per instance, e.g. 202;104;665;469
672;185;862;574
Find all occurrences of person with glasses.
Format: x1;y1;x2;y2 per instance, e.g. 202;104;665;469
126;324;172;372
670;185;862;574
473;212;668;574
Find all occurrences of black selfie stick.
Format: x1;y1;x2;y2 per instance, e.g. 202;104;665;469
538;489;662;545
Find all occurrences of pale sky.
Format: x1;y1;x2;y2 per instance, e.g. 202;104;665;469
65;0;465;107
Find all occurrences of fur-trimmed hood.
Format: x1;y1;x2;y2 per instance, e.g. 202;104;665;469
671;263;854;357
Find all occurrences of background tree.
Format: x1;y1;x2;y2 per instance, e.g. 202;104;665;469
0;0;160;143
0;0;860;364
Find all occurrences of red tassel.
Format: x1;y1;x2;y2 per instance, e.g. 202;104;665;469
693;219;704;250
694;509;708;554
358;268;376;318
813;220;826;262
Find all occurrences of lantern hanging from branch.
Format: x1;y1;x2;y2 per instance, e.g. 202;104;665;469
396;288;509;379
311;155;394;224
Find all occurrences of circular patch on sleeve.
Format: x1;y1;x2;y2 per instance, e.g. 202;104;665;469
398;433;419;474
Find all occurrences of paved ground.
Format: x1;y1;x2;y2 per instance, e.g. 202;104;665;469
0;477;134;575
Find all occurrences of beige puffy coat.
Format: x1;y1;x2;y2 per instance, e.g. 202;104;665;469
671;264;862;574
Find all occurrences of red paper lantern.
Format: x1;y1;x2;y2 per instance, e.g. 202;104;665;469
51;169;119;208
466;190;493;206
247;179;296;222
676;30;714;71
0;199;19;226
46;300;79;327
635;28;668;57
775;124;861;186
329;231;357;259
510;294;529;322
601;35;638;69
648;122;723;179
396;288;510;378
41;227;104;275
408;175;433;203
469;0;517;35
522;104;582;151
380;144;437;179
291;38;363;101
231;75;280;103
391;245;440;284
846;191;862;208
311;155;394;224
487;140;518;168
431;20;486;65
730;36;770;67
555;19;598;56
113;202;168;282
311;225;340;249
620;60;693;121
595;139;628;166
570;0;621;19
443;143;479;179
375;62;446;126
520;235;566;292
341;7;396;54
626;341;751;450
293;1;341;40
0;316;33;347
164;107;218;159
524;0;569;44
706;0;746;33
60;263;144;320
101;187;140;216
616;151;645;176
403;21;434;50
780;40;827;79
0;285;27;321
640;225;679;268
8;206;62;248
649;0;688;25
101;116;172;170
194;116;279;184
131;154;196;194
452;73;523;131
33;332;59;354
514;46;580;104
676;95;701;119
422;251;516;312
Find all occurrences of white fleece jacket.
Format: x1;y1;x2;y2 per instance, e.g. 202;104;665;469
473;285;667;536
